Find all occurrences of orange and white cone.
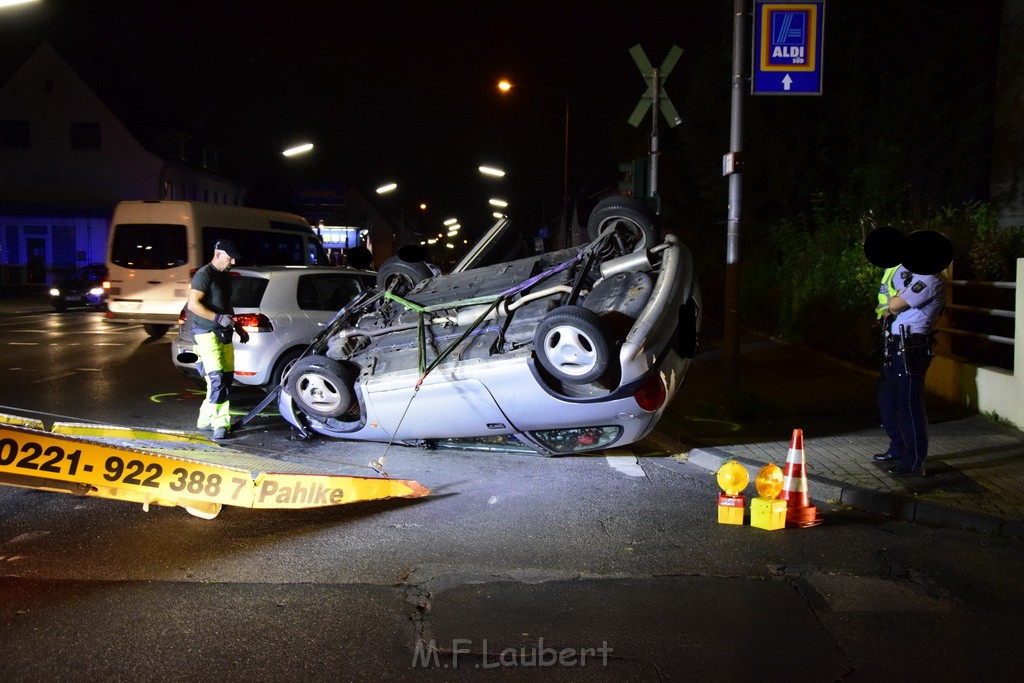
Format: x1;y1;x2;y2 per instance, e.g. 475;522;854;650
777;428;822;528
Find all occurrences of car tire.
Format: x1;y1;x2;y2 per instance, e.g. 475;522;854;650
144;323;169;339
586;196;659;253
377;255;433;295
287;355;357;419
534;305;614;385
268;348;304;390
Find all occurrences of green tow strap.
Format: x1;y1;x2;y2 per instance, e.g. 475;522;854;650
382;290;505;383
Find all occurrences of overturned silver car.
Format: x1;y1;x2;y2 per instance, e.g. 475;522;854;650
277;196;701;455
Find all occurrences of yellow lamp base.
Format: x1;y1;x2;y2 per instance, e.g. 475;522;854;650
717;492;745;525
750;497;787;531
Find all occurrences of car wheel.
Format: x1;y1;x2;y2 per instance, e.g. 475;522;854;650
586;196;659;254
377;255;433;296
144;323;169;339
534;306;614;385
287;355;357;419
268;348;304;390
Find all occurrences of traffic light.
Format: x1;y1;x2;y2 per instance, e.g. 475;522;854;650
618;162;635;196
631;158;649;199
619;158;650;198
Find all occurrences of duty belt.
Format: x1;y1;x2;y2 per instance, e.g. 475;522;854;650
885;332;932;353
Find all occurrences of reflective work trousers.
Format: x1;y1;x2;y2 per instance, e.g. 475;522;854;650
194;330;234;430
877;348;932;471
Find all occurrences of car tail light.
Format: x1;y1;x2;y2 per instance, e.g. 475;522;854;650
634;374;667;412
530;426;623;453
233;312;273;332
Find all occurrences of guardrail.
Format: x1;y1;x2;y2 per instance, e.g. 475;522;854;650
928;258;1023;430
938;278;1016;350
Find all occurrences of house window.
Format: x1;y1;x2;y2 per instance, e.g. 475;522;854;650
0;121;30;148
70;122;101;150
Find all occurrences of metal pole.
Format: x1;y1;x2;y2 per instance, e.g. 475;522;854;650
724;0;746;389
649;68;660;198
562;90;570;248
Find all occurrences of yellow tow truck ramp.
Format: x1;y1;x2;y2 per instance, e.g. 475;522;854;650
0;414;429;519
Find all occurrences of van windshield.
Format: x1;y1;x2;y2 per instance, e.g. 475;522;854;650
110;223;188;270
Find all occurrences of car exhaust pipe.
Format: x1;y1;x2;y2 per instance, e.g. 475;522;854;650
599;250;654;279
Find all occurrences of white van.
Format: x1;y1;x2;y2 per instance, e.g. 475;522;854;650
104;200;328;338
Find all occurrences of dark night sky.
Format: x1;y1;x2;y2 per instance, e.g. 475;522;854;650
1;0;726;232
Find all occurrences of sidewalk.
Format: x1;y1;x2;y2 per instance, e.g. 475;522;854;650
663;333;1024;539
6;293;1024;538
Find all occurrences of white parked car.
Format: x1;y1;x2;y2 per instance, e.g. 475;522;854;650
171;266;376;389
277;197;702;455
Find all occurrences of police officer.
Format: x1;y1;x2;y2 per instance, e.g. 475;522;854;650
187;240;249;439
870;230;951;477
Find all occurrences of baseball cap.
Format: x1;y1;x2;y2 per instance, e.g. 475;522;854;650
214;240;241;260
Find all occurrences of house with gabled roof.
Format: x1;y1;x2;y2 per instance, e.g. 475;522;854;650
0;41;247;290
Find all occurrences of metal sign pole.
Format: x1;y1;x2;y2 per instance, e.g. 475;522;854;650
724;0;747;389
649;68;660;198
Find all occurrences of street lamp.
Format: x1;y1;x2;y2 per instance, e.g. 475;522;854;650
497;78;570;246
282;142;314;157
479;165;506;178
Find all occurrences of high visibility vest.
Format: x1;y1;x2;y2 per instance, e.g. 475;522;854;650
875;266;899;319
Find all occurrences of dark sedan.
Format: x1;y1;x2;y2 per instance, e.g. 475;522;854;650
50;264;107;312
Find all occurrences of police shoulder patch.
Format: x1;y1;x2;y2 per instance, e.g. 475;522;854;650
911;281;926;293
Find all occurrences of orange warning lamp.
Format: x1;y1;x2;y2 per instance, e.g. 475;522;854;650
755;463;784;499
751;463;787;531
716;461;748;525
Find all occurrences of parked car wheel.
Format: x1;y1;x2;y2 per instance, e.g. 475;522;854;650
586;196;659;254
144;323;169;339
534;306;614;385
377;255;433;295
268;347;304;390
287;355;357;418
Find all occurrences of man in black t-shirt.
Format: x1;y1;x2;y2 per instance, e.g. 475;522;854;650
187;240;249;439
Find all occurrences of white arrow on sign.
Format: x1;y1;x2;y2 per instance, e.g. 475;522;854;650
782;74;793;91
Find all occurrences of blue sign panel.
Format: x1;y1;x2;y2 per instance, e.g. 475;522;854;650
752;1;825;95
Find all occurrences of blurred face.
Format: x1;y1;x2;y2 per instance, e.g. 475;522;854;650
213;249;235;271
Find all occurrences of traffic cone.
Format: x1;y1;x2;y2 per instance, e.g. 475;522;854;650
777;428;822;528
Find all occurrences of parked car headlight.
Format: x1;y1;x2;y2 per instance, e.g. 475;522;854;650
49;287;61;297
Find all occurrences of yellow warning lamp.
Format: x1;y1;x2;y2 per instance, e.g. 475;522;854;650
755;463;784;500
751;463;787;531
717;460;749;496
716;461;748;525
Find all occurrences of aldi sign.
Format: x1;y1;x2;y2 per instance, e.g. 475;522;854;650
752;1;825;95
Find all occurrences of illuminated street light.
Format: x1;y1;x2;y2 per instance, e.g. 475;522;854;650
497;77;571;245
443;217;458;226
489;198;508;208
282;142;314;157
479;165;506;177
376;182;398;194
0;1;40;8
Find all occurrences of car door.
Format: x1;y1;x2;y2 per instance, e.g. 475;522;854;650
296;272;366;329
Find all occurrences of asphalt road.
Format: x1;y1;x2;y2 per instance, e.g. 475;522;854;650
1;311;1022;680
